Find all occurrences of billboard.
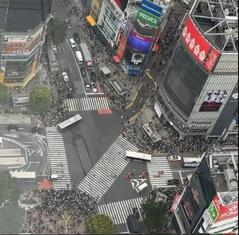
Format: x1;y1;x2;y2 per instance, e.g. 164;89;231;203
116;34;127;59
141;0;163;17
127;31;153;53
199;90;227;112
131;53;145;64
137;9;159;28
209;193;238;223
182;16;220;72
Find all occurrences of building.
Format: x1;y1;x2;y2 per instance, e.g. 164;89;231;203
171;148;238;234
121;0;173;75
152;0;238;138
0;0;53;87
87;0;172;75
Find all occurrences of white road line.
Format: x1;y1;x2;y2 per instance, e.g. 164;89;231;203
78;135;138;202
98;197;143;225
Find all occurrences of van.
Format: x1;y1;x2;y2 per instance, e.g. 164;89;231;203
75;51;83;64
135;182;148;193
69;38;76;48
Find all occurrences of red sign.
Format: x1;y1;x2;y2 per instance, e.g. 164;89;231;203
116;34;127;60
182;16;220;72
212;193;238;223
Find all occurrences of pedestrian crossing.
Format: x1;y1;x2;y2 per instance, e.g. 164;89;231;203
65;97;110;112
77;135;138;202
46;127;71;190
98;197;143;225
146;156;175;188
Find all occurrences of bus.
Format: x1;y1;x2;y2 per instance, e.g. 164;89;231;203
182;157;201;168
79;43;93;67
12;96;29;107
125;150;152;162
10;171;36;181
57;114;82;132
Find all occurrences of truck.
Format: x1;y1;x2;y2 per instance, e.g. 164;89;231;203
79;43;93;68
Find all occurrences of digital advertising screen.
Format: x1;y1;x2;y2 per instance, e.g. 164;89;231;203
127;31;153;53
199;90;227;112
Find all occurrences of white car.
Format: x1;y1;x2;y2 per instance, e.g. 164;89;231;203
69;38;76;48
168;155;182;162
62;72;69;82
52;44;58;53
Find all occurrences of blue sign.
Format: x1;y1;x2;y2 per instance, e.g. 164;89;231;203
141;0;163;18
127;31;153;53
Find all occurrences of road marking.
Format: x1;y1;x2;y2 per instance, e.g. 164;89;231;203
98;197;143;225
78;135;138;202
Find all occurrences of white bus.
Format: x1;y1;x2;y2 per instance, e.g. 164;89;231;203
125;150;152;162
183;157;201;168
57;114;82;131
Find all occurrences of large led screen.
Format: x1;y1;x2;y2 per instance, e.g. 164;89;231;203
127;31;153;53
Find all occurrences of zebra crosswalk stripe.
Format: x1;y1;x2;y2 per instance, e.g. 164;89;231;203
77;135;138;202
65;97;110;112
147;156;175;189
98;197;143;225
46;127;71;190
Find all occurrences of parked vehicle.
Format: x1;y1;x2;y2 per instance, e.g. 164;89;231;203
80;67;87;77
75;51;83;64
168;155;182;162
90;71;97;82
73;32;81;44
167;179;180;185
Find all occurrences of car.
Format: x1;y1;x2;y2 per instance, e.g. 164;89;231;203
167;179;180;185
7;125;19;131
65;19;71;29
168;155;182;162
91;82;97;93
85;82;91;92
69;38;76;48
90;71;97;82
51;44;58;53
73;32;81;44
80;67;86;77
62;72;69;82
32;127;43;134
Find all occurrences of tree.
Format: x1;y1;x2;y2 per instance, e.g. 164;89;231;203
0;84;10;105
29;85;52;115
48;17;67;44
142;201;169;233
0;170;21;205
87;214;116;234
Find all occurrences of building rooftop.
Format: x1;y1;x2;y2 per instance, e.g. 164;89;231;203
191;0;238;52
207;148;238;194
0;0;53;32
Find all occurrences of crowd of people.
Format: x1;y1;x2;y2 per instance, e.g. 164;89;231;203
121;118;212;154
22;189;97;234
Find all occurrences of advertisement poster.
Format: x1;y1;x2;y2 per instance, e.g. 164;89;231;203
141;0;163;17
137;9;159;28
116;34;127;60
131;53;145;64
127;31;153;53
182;16;220;72
199;90;227;112
209;193;238;223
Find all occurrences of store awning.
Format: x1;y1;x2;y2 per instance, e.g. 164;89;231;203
113;55;121;63
86;15;96;27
